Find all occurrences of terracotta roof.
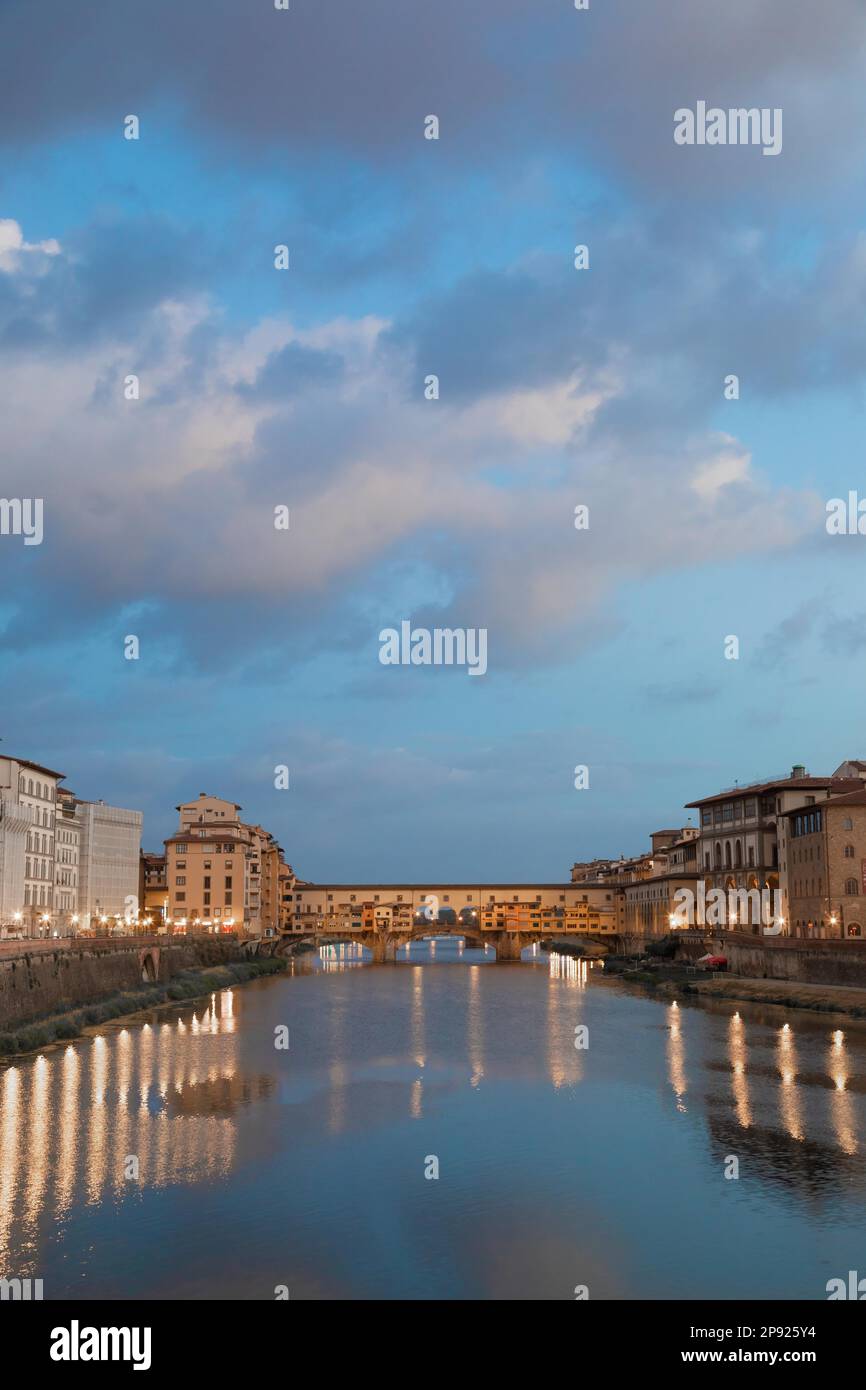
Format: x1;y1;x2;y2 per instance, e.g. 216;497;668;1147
4;756;65;780
781;788;866;815
686;776;860;808
294;882;600;891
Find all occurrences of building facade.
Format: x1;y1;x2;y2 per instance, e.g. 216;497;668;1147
287;882;617;933
0;756;65;935
164;793;289;936
685;765;863;931
77;799;143;929
54;788;81;929
782;789;866;939
139;851;167;928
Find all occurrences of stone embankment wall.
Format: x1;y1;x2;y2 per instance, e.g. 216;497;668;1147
0;938;249;1030
675;930;866;988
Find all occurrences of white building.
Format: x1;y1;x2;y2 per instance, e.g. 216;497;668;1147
77;799;143;929
0;756;64;936
54;788;81;929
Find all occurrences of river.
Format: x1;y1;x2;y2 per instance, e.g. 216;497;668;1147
1;939;864;1300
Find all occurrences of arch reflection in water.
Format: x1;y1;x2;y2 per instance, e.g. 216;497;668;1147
318;942;367;969
0;988;254;1271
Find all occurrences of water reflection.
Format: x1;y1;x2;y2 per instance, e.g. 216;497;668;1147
3;962;866;1297
667;1000;688;1112
0;990;245;1272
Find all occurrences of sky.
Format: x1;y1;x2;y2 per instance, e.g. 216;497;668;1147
2;0;866;880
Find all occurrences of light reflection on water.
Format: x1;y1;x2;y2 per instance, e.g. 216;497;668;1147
2;944;866;1299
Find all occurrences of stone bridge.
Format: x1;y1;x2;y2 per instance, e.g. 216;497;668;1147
273;923;623;962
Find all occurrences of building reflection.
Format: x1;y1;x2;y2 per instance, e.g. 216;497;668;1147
6;961;866;1281
666;1001;688;1112
546;952;590;1088
0;990;242;1269
672;996;866;1200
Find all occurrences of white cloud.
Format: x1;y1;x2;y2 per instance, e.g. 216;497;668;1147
0;217;60;271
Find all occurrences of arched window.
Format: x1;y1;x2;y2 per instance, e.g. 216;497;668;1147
725;842;732;869
844;817;854;830
735;840;743;867
846;878;859;896
748;846;755;867
715;843;722;869
845;844;855;858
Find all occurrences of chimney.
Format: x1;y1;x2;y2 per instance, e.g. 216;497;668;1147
791;764;806;779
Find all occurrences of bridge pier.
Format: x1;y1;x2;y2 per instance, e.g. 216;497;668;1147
366;935;389;964
492;931;528;962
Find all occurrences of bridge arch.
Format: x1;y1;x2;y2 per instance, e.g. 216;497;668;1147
140;949;158;983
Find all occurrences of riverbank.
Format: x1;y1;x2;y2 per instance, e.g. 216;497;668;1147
0;956;287;1057
655;972;866;1020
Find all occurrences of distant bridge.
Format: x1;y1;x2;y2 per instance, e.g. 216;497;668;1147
272;921;624;962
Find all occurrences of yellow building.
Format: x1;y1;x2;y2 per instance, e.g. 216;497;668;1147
165;793;290;937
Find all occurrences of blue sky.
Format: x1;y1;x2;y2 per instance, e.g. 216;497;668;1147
2;0;866;880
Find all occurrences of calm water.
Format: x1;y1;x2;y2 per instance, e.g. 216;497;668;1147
2;939;865;1300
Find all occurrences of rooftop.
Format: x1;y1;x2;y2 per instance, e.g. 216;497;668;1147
686;776;860;808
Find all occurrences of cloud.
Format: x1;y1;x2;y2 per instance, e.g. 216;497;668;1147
0;217;59;269
0;211;819;675
2;0;865;206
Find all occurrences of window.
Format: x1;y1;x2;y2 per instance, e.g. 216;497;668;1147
844;845;855;858
204;876;211;888
846;879;860;896
175;876;186;886
176;892;186;902
176;844;187;854
843;818;854;830
701;809;712;827
225;877;232;888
